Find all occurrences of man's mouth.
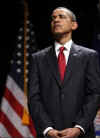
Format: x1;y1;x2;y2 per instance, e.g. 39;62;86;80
54;24;61;27
54;24;62;29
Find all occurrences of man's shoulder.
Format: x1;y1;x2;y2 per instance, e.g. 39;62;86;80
74;43;98;55
32;46;52;58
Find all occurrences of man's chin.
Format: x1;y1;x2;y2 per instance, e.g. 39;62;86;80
53;32;63;38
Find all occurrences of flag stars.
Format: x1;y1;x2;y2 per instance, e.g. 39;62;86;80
17;60;22;65
17;52;22;57
26;36;30;41
19;27;23;31
26;61;29;65
25;78;29;82
25;69;29;74
31;31;34;35
17;68;21;73
26;20;30;24
26;45;29;49
26;28;30;32
18;36;22;40
17;44;22;48
26;53;29;57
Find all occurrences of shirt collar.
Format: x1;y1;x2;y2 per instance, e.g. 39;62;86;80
55;39;73;52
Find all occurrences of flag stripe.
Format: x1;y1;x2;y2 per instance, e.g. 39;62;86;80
4;87;23;118
4;86;36;136
7;75;25;107
0;123;11;137
96;136;100;138
0;111;23;137
1;98;33;137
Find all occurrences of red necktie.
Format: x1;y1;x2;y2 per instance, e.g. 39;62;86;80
58;46;66;81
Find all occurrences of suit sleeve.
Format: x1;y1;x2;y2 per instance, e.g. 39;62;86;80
74;51;100;132
28;54;54;134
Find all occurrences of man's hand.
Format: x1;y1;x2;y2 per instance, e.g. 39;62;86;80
47;129;61;138
59;127;81;138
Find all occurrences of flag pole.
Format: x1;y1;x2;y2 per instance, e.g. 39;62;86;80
22;0;30;125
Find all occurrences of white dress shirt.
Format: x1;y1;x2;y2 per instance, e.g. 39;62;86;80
43;39;85;136
55;39;72;64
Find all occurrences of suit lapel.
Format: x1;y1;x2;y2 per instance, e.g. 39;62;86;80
62;43;80;86
46;45;62;86
46;43;80;87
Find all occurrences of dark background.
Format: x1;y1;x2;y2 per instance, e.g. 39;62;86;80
0;0;100;102
29;0;99;49
0;1;24;101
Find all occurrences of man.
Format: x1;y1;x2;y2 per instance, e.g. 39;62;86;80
28;7;100;138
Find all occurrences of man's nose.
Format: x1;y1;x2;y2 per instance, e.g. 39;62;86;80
54;16;60;22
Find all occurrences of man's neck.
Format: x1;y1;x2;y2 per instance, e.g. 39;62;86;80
56;38;71;45
55;33;72;45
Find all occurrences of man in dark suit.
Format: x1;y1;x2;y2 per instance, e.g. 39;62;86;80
28;7;100;138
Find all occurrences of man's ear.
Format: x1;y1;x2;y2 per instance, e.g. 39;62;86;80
72;22;78;30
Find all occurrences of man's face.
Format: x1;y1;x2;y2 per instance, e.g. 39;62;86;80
51;9;76;36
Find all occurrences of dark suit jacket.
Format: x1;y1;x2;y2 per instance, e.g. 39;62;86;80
28;43;100;138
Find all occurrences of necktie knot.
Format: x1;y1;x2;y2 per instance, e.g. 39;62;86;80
59;46;65;53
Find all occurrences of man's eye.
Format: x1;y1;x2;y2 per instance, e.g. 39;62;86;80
59;15;66;19
51;15;68;21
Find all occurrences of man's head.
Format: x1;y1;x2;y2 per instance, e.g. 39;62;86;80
51;7;78;38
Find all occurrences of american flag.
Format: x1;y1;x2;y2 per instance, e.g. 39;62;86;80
94;109;100;137
0;20;37;137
